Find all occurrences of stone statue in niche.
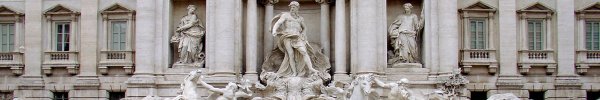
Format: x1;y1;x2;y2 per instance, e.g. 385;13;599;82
260;1;332;100
374;78;412;100
388;3;424;67
171;5;206;67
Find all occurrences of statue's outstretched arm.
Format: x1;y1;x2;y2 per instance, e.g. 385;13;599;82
272;14;286;36
199;78;223;93
373;78;388;88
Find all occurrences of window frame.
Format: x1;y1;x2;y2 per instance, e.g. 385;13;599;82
0;22;15;52
43;5;80;52
100;4;135;52
468;18;488;50
53;21;71;52
108;20;128;51
526;19;546;50
517;4;553;51
585;19;600;50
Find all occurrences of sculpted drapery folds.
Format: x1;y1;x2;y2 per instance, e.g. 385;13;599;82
171;5;206;67
261;1;331;79
388;3;424;64
259;1;332;100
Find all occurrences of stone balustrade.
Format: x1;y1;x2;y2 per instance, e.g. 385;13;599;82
42;51;79;75
460;49;498;74
518;50;556;75
98;50;134;74
0;52;24;75
575;50;600;74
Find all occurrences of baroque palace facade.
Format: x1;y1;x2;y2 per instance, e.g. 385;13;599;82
0;0;599;100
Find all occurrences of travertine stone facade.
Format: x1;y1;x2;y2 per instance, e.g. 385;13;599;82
0;0;599;100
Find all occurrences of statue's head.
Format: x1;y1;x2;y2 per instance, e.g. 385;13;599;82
289;1;300;13
403;3;413;14
354;74;374;94
398;78;409;86
187;5;196;14
225;82;239;91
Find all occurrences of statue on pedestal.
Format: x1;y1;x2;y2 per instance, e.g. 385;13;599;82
259;1;332;100
171;5;206;67
388;3;425;66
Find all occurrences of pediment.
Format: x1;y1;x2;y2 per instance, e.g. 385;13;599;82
519;2;553;13
577;2;600;13
0;5;22;15
463;1;495;10
101;3;134;13
44;4;78;15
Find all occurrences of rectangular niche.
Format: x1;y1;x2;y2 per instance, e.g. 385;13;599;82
169;0;206;68
385;0;424;66
272;1;322;48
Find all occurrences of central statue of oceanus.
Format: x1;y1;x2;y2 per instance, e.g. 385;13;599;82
388;3;425;65
260;1;332;100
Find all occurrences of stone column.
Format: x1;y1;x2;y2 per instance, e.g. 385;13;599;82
350;0;386;74
425;0;440;78
127;0;157;99
333;0;350;80
133;0;156;76
72;0;103;99
244;0;259;80
437;0;459;74
78;0;99;78
553;1;582;97
317;0;331;58
18;0;50;99
209;0;240;77
263;0;278;57
496;0;523;90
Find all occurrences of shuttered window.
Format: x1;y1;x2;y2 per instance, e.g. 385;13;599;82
0;23;14;52
470;19;487;49
528;20;544;50
586;21;600;50
110;21;127;50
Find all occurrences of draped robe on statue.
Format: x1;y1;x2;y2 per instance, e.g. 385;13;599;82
261;12;331;79
388;13;423;64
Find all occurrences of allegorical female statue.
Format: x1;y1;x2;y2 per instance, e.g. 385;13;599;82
171;5;205;67
388;3;424;64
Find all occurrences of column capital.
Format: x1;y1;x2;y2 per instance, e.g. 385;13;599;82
315;0;331;5
263;0;278;5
